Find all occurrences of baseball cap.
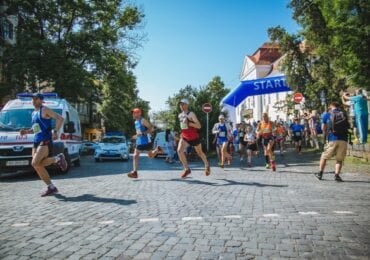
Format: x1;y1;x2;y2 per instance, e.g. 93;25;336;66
32;93;44;100
131;108;142;114
179;99;189;105
218;114;225;119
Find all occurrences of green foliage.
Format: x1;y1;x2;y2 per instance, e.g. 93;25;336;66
153;76;230;148
1;0;147;133
268;0;370;111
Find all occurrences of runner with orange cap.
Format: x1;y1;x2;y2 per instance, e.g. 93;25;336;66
127;108;163;178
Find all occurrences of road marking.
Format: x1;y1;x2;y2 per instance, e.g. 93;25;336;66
333;211;353;214
182;217;203;221
55;222;74;226
139;218;159;223
299;211;319;215
98;220;115;225
262;214;280;217
224;215;242;219
11;223;30;227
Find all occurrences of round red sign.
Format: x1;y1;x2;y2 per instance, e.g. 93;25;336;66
293;93;304;104
202;103;212;113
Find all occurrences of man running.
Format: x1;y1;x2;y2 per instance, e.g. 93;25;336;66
212;115;232;168
275;121;286;156
257;113;276;171
128;108;163;178
20;93;67;197
290;118;305;154
177;99;210;178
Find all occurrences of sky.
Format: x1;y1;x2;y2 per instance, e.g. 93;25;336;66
133;0;300;112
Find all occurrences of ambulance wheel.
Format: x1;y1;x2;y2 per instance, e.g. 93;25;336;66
58;150;71;174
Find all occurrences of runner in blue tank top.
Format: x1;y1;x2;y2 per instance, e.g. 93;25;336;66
128;108;163;179
20;93;67;197
212;115;232;168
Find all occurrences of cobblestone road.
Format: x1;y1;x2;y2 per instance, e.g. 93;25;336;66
0;150;369;259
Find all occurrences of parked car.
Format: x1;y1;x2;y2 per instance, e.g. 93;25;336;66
0;92;82;176
94;135;129;162
81;141;98;155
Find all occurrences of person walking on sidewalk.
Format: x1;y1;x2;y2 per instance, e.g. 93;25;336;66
177;99;210;178
257;113;277;171
212;114;232;168
315;102;350;182
128;108;163;179
20;93;67;197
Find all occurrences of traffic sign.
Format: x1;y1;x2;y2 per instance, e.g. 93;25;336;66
293;93;304;104
202;103;212;113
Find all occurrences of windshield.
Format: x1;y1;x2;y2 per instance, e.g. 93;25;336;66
0;109;62;132
102;137;126;144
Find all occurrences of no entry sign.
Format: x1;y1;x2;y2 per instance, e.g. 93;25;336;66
202;103;212;113
293;93;304;104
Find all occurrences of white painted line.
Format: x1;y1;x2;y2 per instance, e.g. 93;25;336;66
224;215;242;219
11;223;30;227
139;218;159;223
98;220;115;225
299;211;319;215
182;217;203;221
55;222;74;226
333;211;353;214
262;214;280;217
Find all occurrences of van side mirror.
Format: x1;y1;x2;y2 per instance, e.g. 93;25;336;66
64;122;76;133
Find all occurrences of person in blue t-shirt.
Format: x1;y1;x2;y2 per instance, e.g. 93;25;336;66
290;118;305;154
315;102;349;182
343;89;369;144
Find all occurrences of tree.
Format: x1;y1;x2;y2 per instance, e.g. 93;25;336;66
1;0;145;101
268;0;370;110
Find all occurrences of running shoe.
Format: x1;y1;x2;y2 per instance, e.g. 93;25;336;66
271;161;276;172
315;172;323;180
335;174;343;182
205;166;211;176
181;168;191;178
128;171;138;178
219;163;225;169
56;153;68;171
41;186;58;197
265;163;270;169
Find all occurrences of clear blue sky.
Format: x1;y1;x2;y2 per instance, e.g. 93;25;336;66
133;0;300;112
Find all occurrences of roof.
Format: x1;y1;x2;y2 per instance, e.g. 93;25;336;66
248;42;282;65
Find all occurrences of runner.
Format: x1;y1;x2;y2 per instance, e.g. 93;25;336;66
275;121;286;156
315;102;349;181
212;115;232;168
256;113;276;171
177;99;210;178
237;123;247;162
243;125;257;167
290;118;305;155
20;93;67;197
127;108;163;178
308;110;320;150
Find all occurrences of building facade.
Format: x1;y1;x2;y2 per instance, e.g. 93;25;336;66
234;43;291;123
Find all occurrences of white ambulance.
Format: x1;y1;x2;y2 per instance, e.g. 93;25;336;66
0;93;82;176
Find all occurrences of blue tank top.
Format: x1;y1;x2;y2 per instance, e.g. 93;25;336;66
217;124;228;144
135;118;149;146
32;106;52;144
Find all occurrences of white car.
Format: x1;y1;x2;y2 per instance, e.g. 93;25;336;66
94;136;129;162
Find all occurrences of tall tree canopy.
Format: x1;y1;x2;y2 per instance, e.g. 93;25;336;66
268;0;370;108
2;0;148;132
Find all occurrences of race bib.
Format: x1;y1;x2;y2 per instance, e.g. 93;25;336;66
263;128;271;134
32;123;41;134
219;132;226;137
294;132;301;136
239;132;244;137
136;129;143;135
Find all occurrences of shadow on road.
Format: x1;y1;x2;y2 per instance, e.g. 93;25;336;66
136;178;288;188
54;194;137;206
